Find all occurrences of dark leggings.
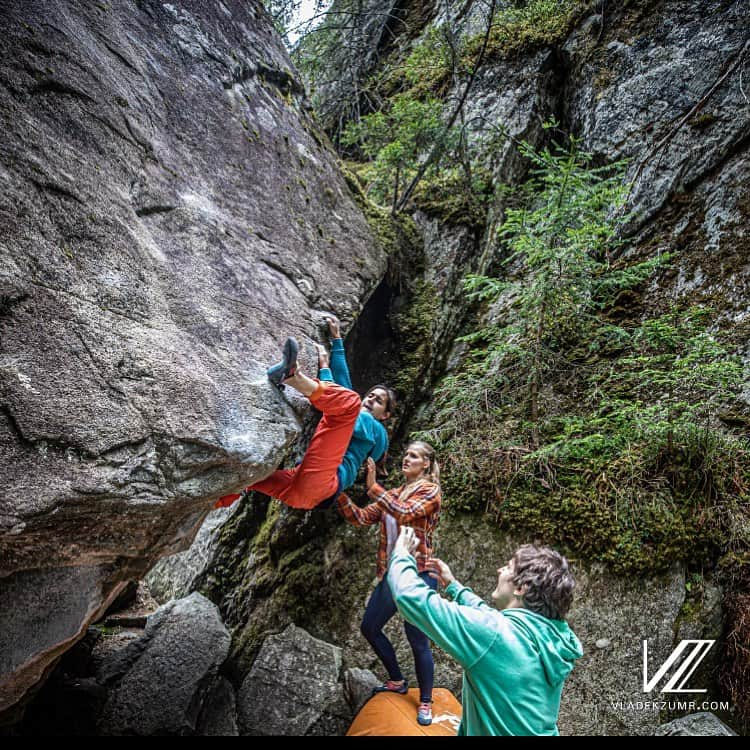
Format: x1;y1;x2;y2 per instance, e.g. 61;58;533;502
360;572;437;703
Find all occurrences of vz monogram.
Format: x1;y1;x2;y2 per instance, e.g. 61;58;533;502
642;640;715;693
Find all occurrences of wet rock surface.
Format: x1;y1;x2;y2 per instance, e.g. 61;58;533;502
0;0;385;713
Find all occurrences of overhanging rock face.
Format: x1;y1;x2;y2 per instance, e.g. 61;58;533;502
0;0;386;714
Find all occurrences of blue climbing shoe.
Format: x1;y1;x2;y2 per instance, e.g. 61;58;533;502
267;337;299;389
417;701;433;726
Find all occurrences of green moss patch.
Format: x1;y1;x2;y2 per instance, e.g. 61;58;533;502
463;0;589;63
412;167;492;230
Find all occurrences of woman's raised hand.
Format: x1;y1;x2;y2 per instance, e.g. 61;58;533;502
325;315;341;339
366;457;377;490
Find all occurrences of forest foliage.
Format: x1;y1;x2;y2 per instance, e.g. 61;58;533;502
265;0;750;720
267;0;748;575
418;135;747;574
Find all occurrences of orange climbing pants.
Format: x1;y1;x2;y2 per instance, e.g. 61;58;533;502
215;381;361;510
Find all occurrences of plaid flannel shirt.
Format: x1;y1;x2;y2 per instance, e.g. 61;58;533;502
336;479;441;580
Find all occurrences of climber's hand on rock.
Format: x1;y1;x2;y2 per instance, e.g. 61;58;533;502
325;315;341;339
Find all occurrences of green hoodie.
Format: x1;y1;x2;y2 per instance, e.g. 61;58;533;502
387;550;583;736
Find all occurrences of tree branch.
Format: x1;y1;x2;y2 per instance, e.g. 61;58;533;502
394;0;497;214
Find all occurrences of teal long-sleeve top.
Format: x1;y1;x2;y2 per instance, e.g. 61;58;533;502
318;338;388;492
387;550;583;736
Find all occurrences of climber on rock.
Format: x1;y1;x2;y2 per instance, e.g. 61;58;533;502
216;316;395;510
387;527;583;736
336;441;442;727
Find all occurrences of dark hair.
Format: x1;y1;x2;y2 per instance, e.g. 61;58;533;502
366;384;397;419
511;545;575;620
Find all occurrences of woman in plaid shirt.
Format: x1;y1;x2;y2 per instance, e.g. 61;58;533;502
336;441;442;726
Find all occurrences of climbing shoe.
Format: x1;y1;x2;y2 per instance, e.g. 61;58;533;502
373;679;408;695
417;701;433;726
266;336;299;389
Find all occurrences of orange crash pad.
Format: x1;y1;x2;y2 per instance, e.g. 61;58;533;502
347;688;462;736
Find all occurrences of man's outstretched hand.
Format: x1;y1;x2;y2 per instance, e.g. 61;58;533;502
427;557;456;588
393;525;420;558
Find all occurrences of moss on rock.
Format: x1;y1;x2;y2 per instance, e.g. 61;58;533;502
342;161;421;260
412;167;492;230
390;279;439;398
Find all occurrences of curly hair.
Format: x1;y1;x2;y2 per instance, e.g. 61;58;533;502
511;545;575;620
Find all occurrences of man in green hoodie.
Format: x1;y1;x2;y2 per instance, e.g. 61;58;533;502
387;527;583;736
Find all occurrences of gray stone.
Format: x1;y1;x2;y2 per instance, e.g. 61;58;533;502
560;562;687;737
566;0;750;229
342;667;379;715
237;623;350;736
96;592;231;735
0;0;386;713
463;49;562;185
654;712;738;736
0;566;127;713
197;677;239;737
146;506;236;604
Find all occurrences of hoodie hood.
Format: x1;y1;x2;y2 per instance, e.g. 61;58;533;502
502;608;583;686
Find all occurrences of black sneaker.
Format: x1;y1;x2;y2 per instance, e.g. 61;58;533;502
267;337;299;389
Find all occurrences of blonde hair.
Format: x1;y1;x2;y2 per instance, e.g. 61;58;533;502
408;441;440;487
